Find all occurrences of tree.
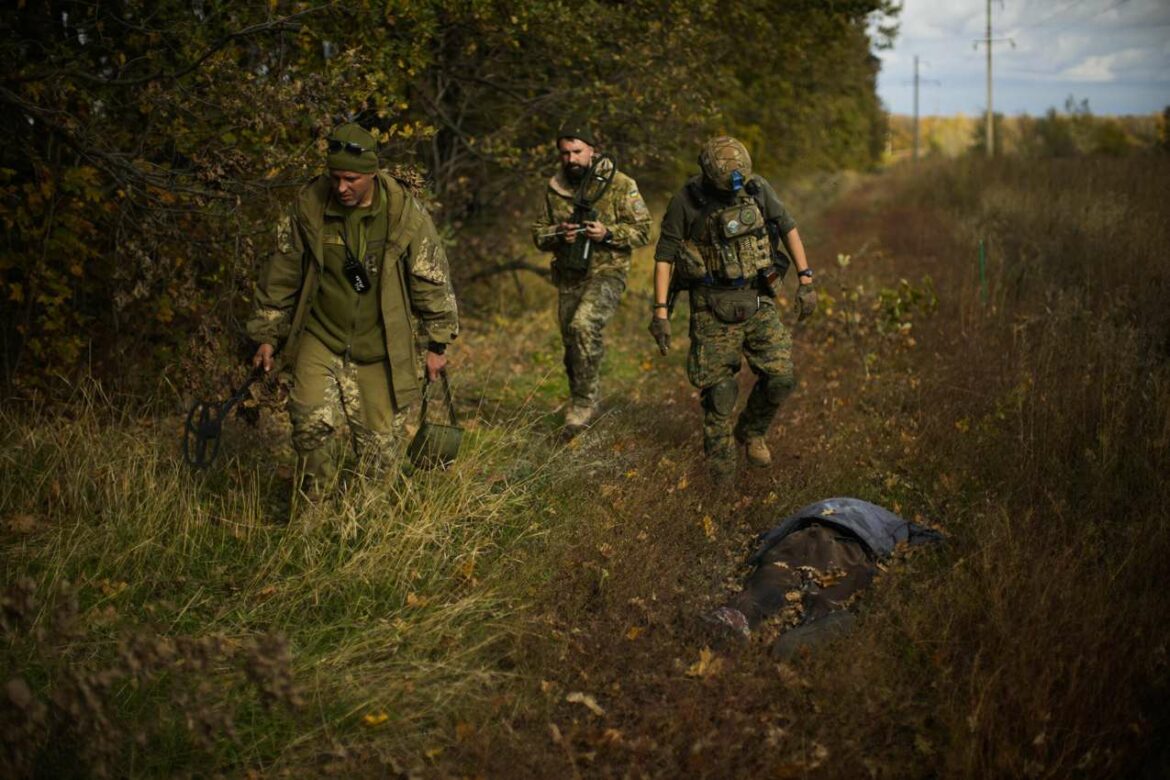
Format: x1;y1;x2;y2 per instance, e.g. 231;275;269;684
0;0;898;395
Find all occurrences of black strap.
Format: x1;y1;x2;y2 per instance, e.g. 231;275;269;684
419;368;458;426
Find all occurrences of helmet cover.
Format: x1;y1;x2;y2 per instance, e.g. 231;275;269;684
699;136;752;191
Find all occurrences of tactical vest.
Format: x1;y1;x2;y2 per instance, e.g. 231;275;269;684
679;178;773;285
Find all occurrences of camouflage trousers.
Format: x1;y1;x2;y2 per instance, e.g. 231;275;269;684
287;331;407;485
686;294;795;470
557;272;626;408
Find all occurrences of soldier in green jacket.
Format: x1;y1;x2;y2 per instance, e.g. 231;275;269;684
650;137;817;483
247;123;459;490
531;118;651;436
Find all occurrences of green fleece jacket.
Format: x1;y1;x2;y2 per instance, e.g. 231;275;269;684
247;171;459;406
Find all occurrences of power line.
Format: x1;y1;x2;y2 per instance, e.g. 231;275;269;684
1011;0;1091;31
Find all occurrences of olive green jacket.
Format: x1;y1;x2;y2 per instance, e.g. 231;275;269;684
246;171;459;407
530;164;651;283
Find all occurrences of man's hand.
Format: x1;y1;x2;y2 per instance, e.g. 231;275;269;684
252;343;275;373
795;282;818;322
582;220;608;241
649;316;671;356
560;222;581;244
425;349;448;381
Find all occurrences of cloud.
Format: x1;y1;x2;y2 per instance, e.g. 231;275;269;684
1059;48;1157;82
877;0;1170;113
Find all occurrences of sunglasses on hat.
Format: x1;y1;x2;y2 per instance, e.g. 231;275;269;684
327;139;373;155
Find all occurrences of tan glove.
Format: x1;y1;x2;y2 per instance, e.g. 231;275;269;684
795;283;818;322
649;317;671;356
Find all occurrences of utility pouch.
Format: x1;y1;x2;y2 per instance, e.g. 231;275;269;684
562;238;591;273
757;266;780;298
561;205;599;274
343;252;373;294
407;369;463;469
716;200;764;241
701;286;760;324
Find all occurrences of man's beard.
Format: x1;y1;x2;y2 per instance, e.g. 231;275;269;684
563;163;587;183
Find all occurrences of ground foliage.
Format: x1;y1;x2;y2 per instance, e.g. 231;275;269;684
0;0;895;397
2;157;1168;777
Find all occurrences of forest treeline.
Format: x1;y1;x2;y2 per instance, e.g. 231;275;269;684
0;0;895;396
888;99;1170;160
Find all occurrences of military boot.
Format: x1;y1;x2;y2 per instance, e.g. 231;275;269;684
735;428;772;467
703;605;751;643
562;402;596;438
744;437;772;467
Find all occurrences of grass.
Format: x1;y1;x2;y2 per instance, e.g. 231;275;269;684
3;156;1169;777
0;366;585;775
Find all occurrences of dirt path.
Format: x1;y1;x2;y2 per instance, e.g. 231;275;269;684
433;175;925;777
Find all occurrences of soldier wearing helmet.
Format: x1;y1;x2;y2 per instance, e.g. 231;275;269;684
649;136;817;483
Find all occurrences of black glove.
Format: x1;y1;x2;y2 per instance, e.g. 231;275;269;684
795;283;818;322
649;317;671;356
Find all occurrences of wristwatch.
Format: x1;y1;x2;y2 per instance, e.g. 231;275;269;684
797;269;814;279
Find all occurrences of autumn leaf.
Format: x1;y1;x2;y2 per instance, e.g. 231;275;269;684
685;647;724;679
362;711;389;727
565;691;605;716
700;515;716;541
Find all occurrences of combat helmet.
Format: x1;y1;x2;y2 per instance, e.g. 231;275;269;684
699;136;752;191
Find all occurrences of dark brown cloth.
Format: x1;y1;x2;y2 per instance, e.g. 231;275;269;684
729;523;874;629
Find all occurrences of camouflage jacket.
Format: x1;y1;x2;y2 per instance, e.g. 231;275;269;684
530;164;651;283
246;171;459;407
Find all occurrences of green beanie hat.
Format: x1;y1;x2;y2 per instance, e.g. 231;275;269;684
326;123;379;173
557;115;596;147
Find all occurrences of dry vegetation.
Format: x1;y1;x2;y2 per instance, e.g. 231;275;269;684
3;155;1169;777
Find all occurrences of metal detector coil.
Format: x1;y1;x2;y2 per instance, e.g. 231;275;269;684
182;369;262;469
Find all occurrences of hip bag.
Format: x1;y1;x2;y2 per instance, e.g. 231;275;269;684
693;286;761;324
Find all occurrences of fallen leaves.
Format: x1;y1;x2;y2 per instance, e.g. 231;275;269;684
685;647;724;679
361;711;389;727
4;513;46;534
625;625;644;641
565;691;605;717
700;515;716;541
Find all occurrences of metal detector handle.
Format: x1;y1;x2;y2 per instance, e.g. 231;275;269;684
418;368;458;426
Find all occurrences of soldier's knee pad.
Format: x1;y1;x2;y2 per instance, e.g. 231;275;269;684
702;378;739;417
760;370;796;403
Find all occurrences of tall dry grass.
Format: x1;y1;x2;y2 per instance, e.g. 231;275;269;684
0;374;577;776
808;157;1170;777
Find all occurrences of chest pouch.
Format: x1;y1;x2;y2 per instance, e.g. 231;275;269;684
343;250;373;295
707;198;765;283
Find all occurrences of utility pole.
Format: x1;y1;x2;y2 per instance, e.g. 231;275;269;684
974;1;1013;159
914;54;920;162
985;0;993;158
906;56;939;164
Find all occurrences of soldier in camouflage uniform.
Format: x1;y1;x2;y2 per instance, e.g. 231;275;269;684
531;118;651;436
650;137;817;482
247;123;459;490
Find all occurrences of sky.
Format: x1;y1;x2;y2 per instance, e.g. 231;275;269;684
874;0;1170;116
